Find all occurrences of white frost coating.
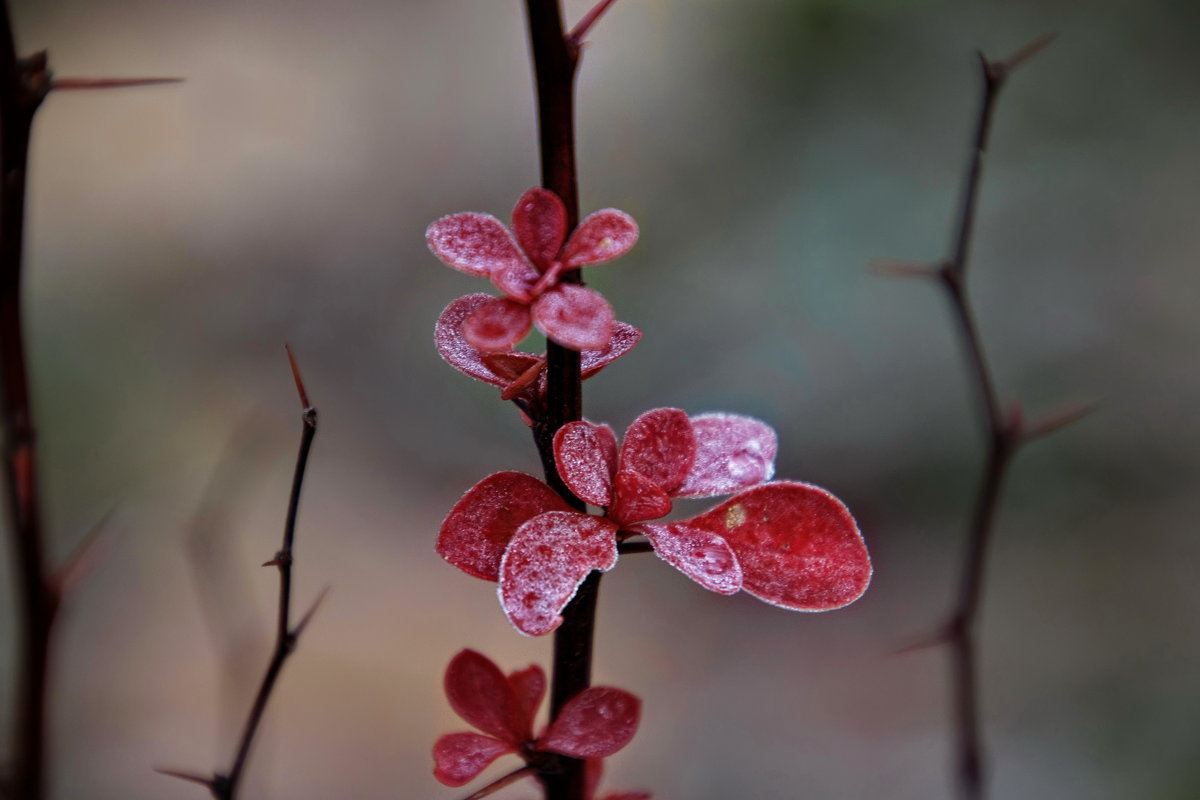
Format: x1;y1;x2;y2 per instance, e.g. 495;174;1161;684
638;523;743;595
554;422;618;506
581;321;642;377
498;512;619;637
675;413;778;498
426;212;525;278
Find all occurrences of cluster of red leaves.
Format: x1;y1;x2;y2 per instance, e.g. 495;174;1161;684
434;649;643;797
427;187;638;353
438;408;872;636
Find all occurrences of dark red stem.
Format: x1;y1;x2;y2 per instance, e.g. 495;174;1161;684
0;5;53;797
523;2;592;799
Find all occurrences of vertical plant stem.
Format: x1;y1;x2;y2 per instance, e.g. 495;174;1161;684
523;2;591;799
0;4;52;796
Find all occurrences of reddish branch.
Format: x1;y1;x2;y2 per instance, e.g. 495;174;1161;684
884;36;1088;800
522;2;620;798
158;348;323;800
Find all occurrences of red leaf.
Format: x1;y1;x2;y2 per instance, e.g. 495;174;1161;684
676;482;871;610
491;255;542;304
481;352;543;383
427;212;526;279
432;732;515;787
608;469;671;527
512;187;567;271
507;665;547;741
537;687;641;758
638;522;742;595
443;649;522;742
532;284;615;351
580;321;642;379
619;408;696;494
435;295;512;387
675;413;777;498
554;422;618;506
563;209;639;268
499;511;619;636
463;297;533;352
438;472;572;581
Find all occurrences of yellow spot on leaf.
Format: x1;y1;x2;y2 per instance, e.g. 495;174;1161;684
725;504;746;530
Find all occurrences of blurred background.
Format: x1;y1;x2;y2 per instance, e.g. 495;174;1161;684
1;0;1197;797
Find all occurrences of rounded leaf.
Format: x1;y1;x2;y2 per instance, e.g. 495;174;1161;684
562;209;639;268
532;284;615;351
638;522;743;595
427;212;525;278
500;511;619;636
675;413;778;498
538;687;641;758
680;482;871;610
443;649;521;742
432;732;515;787
512;187;567;270
554;422;618;507
608;469;672;527
435;294;511;387
581;321;642;379
619;408;696;494
438;472;572;581
463;297;533;353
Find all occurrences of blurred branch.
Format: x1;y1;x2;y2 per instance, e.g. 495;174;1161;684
161;349;323;800
884;36;1084;800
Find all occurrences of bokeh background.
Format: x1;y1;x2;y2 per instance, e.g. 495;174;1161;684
1;0;1197;797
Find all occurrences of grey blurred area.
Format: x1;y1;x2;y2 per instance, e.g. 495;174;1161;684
0;0;1197;797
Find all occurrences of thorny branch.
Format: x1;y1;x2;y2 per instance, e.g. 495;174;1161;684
885;35;1088;800
158;348;324;800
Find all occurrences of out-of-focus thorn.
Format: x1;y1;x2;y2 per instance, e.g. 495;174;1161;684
461;766;536;800
870;258;941;280
1000;33;1057;75
567;0;619;47
50;508;116;602
292;586;331;638
892;624;952;656
1005;400;1025;438
153;767;216;790
1022;400;1096;443
51;77;184;91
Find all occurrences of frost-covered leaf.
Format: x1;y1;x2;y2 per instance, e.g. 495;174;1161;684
537;687;641;758
435;294;511;386
638;522;742;595
563;209;639;268
581;321;642;379
463;297;533;352
677;482;871;610
608;469;671;526
554;422;618;506
432;732;515;787
499;511;619;636
620;408;696;494
512;187;567;271
507;665;547;741
675;413;777;498
443;649;521;742
491;252;543;304
533;284;615;351
427;212;525;278
438;472;572;581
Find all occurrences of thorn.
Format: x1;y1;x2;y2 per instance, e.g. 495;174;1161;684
500;356;547;401
51;77;184;91
284;344;312;412
1000;33;1057;75
153;767;216;790
460;766;537;800
1022;400;1096;443
292;586;331;638
892;625;952;656
567;0;620;47
1005;399;1025;437
262;550;290;568
50;507;117;601
870;258;941;280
